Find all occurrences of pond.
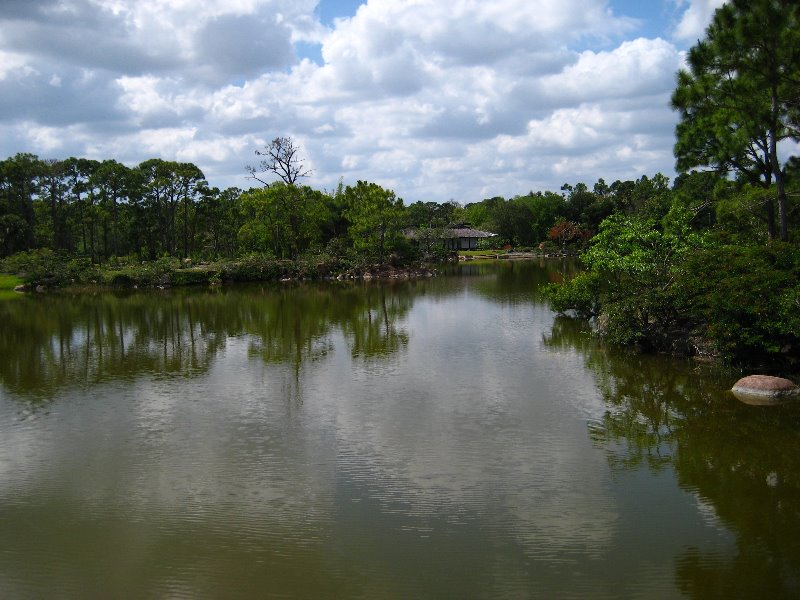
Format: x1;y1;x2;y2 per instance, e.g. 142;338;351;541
1;260;799;599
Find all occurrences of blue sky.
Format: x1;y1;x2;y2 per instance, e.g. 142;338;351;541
317;0;365;25
0;0;736;202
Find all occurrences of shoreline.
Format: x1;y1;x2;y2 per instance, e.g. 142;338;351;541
7;261;440;293
4;253;581;294
459;251;576;261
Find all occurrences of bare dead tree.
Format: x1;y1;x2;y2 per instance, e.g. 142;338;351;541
246;136;312;186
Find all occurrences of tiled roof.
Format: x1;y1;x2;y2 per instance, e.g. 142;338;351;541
441;228;497;239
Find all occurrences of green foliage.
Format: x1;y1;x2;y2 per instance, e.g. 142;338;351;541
713;184;773;244
523;191;567;241
582;212;704;282
0;153;41;252
0;249;53;279
463;199;495;231
220;253;297;282
218;253;353;283
168;268;219;287
0;214;31;257
1;145;693;275
4;250;44;283
411;225;448;259
343;181;406;262
548;212;708;353
0;248;103;287
124;256;178;287
489;197;543;246
544;272;600;319
395;235;422;265
678;243;800;361
236;220;272;255
406;200;463;229
238;183;327;259
548;197;800;363
476;237;499;251
671;0;800;241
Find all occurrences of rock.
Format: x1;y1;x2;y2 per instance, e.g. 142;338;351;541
731;375;800;405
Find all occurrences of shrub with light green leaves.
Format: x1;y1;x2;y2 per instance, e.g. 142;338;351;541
546;211;708;353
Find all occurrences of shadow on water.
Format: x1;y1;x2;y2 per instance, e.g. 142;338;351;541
546;314;800;599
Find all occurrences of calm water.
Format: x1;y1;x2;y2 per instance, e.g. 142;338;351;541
1;260;799;599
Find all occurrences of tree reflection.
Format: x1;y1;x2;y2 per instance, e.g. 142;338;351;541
0;282;412;401
545;316;800;598
0;292;228;400
459;259;581;305
339;285;410;359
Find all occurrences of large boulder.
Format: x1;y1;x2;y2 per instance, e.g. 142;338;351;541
731;375;800;405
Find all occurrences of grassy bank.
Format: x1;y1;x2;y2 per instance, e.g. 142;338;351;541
0;274;24;290
0;273;24;300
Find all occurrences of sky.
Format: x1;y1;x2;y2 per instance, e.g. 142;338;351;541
0;0;730;203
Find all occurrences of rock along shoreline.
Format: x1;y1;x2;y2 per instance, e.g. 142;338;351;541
731;375;800;405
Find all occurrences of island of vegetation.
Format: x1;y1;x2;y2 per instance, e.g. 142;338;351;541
0;0;798;369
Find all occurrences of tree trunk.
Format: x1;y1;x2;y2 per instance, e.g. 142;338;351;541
78;196;87;254
89;215;96;263
48;180;60;250
111;188;119;257
767;90;789;241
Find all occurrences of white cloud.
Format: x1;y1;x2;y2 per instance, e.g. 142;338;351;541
539;38;681;105
26;124;65;152
673;0;726;41
0;51;35;80
0;0;733;201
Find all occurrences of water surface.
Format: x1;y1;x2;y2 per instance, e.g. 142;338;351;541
1;260;798;598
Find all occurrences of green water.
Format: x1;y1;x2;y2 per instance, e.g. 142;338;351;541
1;260;798;598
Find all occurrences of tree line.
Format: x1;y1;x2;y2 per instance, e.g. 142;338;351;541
0;155;220;261
0;146;700;264
2;150;797;266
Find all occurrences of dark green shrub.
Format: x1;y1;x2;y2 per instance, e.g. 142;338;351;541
107;272;135;287
390;236;421;265
168;269;217;286
65;257;102;284
0;249;99;287
678;242;800;361
221;254;292;282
